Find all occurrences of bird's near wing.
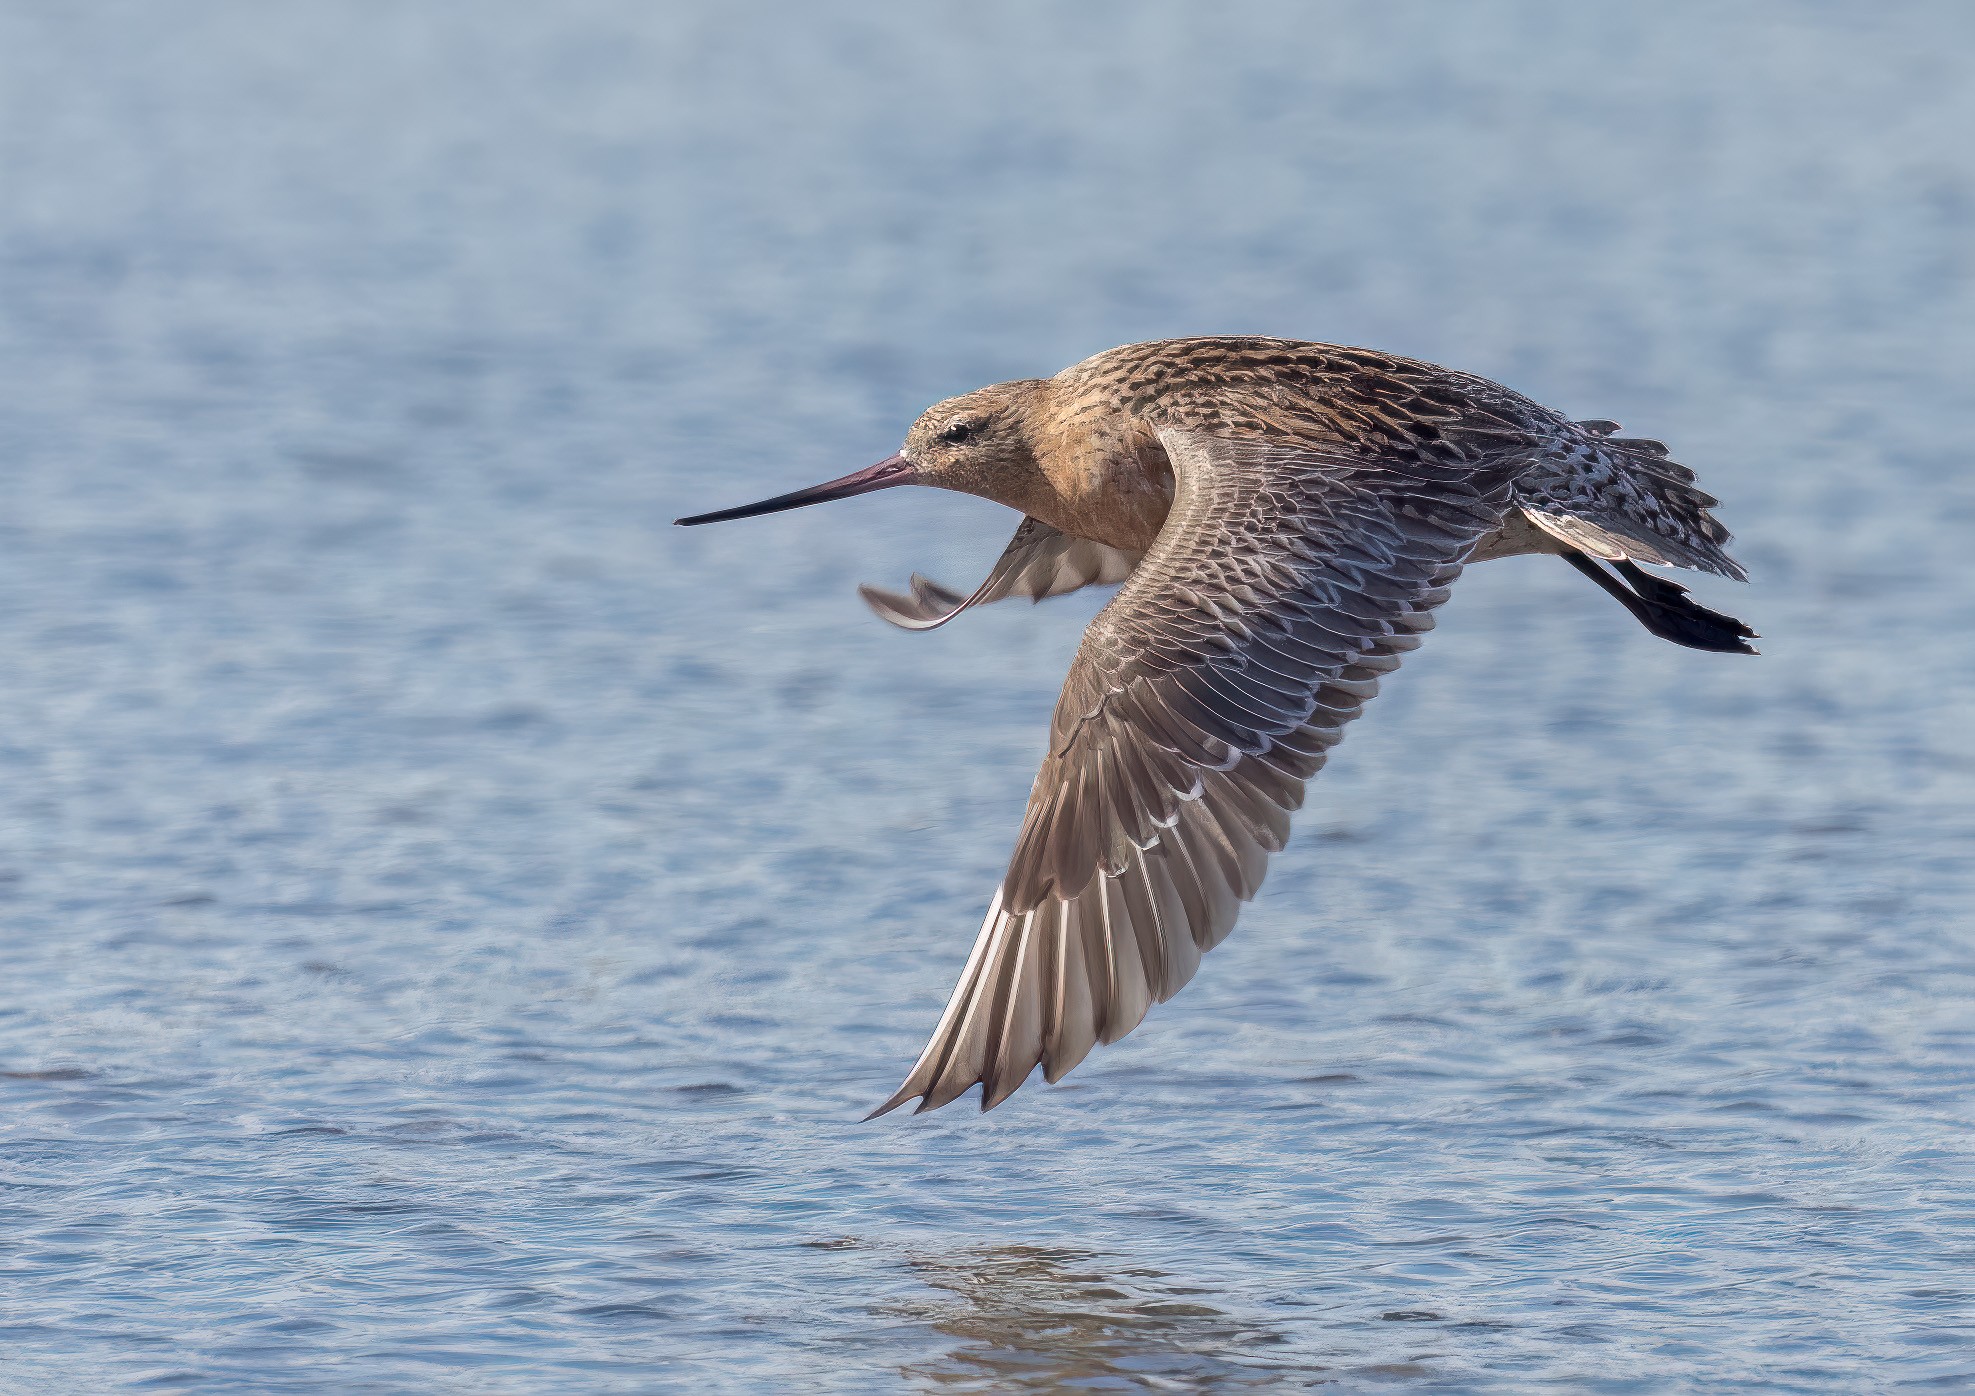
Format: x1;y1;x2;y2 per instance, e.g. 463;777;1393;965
859;516;1142;631
870;427;1522;1116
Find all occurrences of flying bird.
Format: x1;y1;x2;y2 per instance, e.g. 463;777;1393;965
676;337;1754;1116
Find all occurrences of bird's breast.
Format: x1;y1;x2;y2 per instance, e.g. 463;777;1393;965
1034;423;1175;553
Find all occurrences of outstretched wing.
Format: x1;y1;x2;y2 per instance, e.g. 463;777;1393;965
859;516;1142;631
871;426;1523;1115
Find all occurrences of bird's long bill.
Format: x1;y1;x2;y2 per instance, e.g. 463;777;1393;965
674;454;917;526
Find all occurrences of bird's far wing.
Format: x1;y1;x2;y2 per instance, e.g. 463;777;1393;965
870;427;1523;1115
859;516;1142;631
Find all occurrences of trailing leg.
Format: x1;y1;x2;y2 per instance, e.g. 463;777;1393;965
1561;549;1758;655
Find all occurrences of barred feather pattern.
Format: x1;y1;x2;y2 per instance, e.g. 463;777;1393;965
1515;419;1746;580
870;425;1521;1115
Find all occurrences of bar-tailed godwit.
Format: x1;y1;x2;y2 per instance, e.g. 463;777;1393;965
678;337;1754;1115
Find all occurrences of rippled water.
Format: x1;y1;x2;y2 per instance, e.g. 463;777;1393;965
2;3;1972;1390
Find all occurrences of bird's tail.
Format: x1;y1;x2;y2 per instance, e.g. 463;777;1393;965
1527;422;1748;582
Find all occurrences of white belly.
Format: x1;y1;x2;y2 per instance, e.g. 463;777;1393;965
1469;509;1566;563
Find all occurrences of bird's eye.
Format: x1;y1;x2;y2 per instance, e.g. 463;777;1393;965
939;420;975;444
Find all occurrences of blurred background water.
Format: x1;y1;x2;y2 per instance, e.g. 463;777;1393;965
1;2;1972;1390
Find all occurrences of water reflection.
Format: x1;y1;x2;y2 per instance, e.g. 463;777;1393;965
891;1244;1317;1390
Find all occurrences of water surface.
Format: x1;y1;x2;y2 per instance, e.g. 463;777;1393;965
2;3;1972;1390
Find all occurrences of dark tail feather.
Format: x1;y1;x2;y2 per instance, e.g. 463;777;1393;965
1562;550;1759;655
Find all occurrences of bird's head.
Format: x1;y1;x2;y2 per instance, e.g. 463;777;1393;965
675;380;1050;527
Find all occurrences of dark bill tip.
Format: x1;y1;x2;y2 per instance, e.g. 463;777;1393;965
675;454;916;526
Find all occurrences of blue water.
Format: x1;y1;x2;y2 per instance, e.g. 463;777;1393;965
2;3;1972;1390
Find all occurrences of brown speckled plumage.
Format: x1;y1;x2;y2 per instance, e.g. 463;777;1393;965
677;336;1754;1116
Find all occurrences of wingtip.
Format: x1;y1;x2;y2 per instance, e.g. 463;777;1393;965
863;1076;1004;1120
862;1082;922;1122
856;581;969;632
